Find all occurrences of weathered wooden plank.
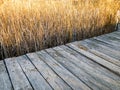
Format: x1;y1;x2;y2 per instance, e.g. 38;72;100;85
37;50;91;90
88;49;120;66
60;45;120;80
82;39;120;55
107;33;120;40
5;58;33;90
112;31;120;36
101;34;120;43
17;55;52;90
67;43;120;75
89;49;120;66
88;38;120;51
113;32;120;37
79;40;120;65
26;53;72;90
94;37;120;48
46;48;112;90
0;60;13;90
53;46;120;90
85;39;120;60
94;35;120;48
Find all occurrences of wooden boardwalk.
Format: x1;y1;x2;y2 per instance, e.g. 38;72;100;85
0;30;120;90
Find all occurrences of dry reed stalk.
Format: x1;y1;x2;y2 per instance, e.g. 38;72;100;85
0;0;120;59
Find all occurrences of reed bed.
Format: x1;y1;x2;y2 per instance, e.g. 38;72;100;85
0;0;120;59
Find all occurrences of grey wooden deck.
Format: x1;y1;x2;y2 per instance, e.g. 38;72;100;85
0;30;120;90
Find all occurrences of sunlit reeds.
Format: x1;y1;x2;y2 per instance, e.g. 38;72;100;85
0;0;120;59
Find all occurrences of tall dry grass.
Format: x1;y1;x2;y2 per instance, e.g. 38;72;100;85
0;0;120;59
